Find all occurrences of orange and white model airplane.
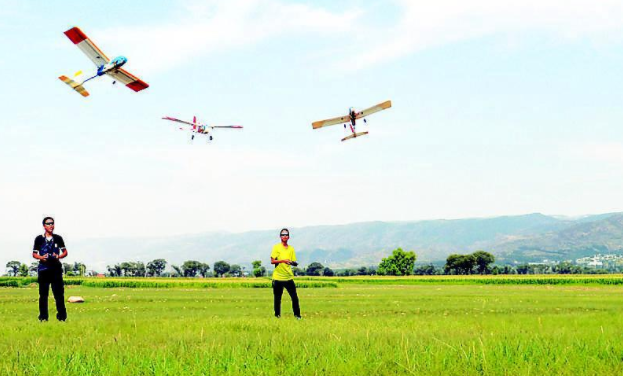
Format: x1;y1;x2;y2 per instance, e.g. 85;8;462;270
162;116;243;142
312;100;392;141
59;26;149;97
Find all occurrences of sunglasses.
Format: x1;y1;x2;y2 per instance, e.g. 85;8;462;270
280;234;289;237
44;222;55;226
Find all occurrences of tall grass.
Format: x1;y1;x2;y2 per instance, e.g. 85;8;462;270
297;274;623;285
0;277;336;289
1;284;623;375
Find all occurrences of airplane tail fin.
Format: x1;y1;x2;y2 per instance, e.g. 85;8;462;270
59;75;89;97
341;131;369;142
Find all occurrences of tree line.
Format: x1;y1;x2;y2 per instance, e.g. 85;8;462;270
4;248;615;277
4;261;88;277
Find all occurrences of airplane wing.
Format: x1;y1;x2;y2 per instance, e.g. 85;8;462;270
355;100;392;119
311;114;350;130
162;116;196;127
106;68;149;92
64;27;110;66
210;125;243;129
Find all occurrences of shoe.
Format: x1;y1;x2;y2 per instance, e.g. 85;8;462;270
295;316;302;320
275;315;281;318
39;318;48;322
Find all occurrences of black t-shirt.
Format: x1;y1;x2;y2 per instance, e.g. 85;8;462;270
33;234;66;271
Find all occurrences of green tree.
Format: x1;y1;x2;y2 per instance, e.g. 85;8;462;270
444;254;476;275
339;269;357;276
516;263;533;275
323;267;335;276
377;248;417;276
198;263;211;277
229;264;242;277
120;262;133;276
18;263;29;277
213;261;230;277
63;262;74;276
413;264;439;275
553;261;581;274
491;265;515;275
120;262;146;277
171;265;183;277
6;261;21;277
147;259;167;277
252;260;266;277
306;262;324;276
182;260;201;277
135;262;146;277
73;262;87;276
291;266;305;276
107;264;122;277
28;262;39;276
472;251;495;274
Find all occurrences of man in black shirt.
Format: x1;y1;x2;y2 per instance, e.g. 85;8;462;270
32;217;68;322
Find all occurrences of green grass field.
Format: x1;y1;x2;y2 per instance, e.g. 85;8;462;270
1;278;623;375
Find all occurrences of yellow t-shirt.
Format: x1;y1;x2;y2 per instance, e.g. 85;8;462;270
271;243;297;281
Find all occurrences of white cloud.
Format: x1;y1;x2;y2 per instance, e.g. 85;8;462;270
571;142;623;165
73;0;623;75
95;0;360;75
343;0;623;70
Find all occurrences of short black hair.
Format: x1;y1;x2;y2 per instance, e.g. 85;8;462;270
280;228;289;235
42;217;54;225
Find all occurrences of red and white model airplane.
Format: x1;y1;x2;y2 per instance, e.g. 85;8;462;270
162;116;243;142
59;26;149;97
312;100;392;142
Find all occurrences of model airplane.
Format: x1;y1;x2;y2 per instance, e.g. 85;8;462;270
59;27;149;97
312;100;392;141
162;116;243;142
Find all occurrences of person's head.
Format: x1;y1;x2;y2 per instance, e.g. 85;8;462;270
42;217;55;233
279;228;290;242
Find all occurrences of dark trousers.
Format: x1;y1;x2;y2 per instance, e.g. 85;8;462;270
38;268;67;321
272;279;300;317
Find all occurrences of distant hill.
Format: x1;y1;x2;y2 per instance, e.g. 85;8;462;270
71;212;623;271
492;214;623;262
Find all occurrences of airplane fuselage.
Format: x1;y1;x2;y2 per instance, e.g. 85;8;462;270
96;56;127;76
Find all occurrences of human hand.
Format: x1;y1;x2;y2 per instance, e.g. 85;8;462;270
283;259;292;265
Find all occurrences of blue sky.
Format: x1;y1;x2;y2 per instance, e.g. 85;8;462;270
2;0;623;265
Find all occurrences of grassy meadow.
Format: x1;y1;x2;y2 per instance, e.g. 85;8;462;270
1;277;623;375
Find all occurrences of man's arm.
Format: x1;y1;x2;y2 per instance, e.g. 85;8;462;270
32;236;46;261
271;257;291;265
32;251;47;261
58;248;68;259
55;235;68;260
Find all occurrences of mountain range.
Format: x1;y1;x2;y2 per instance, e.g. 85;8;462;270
69;212;623;271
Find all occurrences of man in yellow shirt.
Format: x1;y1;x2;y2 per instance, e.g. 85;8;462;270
270;228;301;319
